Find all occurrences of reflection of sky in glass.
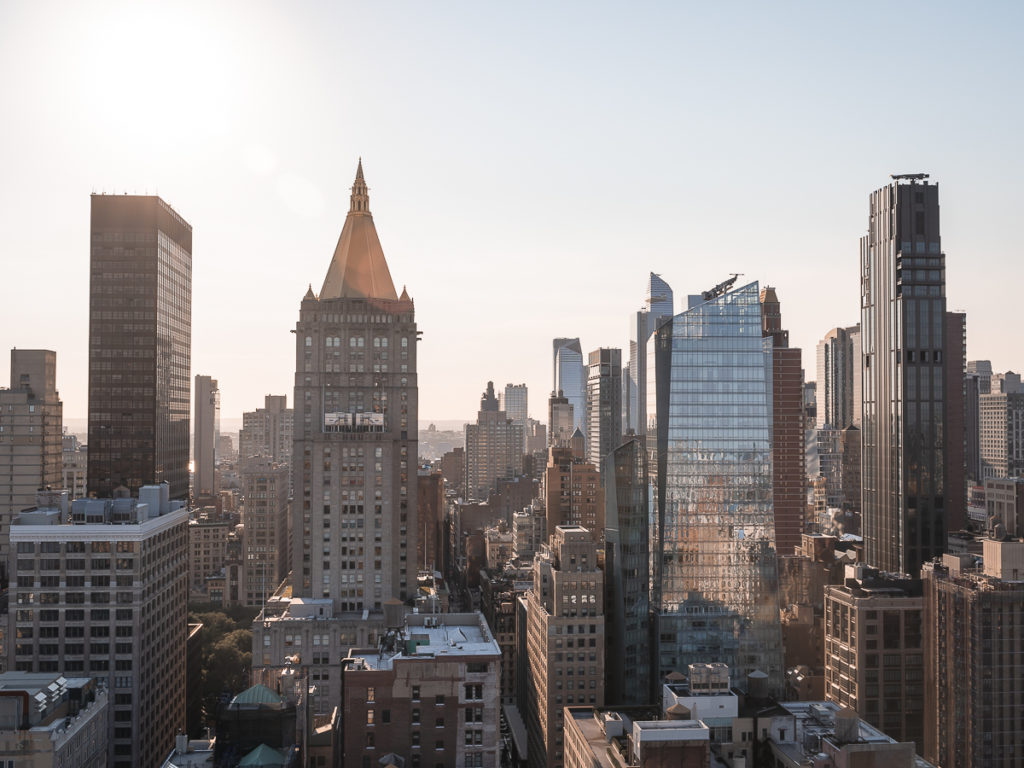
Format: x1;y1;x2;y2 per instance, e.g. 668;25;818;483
648;282;783;692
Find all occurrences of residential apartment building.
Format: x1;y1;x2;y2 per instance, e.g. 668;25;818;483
239;395;294;465
465;382;524;500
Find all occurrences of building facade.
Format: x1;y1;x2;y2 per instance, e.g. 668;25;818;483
860;176;952;576
291;161;417;614
465;382;524;501
8;486;188;768
979;391;1024;480
525;526;605;768
0;349;62;584
625;273;673;437
241;459;291;606
815;326;861;430
923;544;1024;768
585;348;622;471
544;442;603;542
87;194;192;500
340;612;502;768
602;437;650;705
761;287;806;557
823;566;924;752
647;281;784;692
239;395;294;465
553;339;585;434
193;375;219;501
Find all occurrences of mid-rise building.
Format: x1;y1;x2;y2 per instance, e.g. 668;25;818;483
0;674;109;768
417;468;444;573
584;348;621;470
923;543;1024;768
860;175;956;576
188;510;231;590
823;565;924;751
647;281;783;692
985;476;1024;535
979;390;1024;480
553;339;586;434
564;708;709;768
87;195;192;500
0;349;62;583
525;526;605;768
465;382;524;500
513;503;545;564
241;459;291;606
192;375;219;501
603;437;650;705
340;612;501;768
8;485;188;768
238;395;294;465
761;287;805;557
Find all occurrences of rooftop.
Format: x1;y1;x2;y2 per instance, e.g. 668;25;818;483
350;613;499;671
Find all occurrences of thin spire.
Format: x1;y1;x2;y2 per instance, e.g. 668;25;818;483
350;159;369;214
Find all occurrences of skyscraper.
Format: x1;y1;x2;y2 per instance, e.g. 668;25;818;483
602;436;650;705
815;325;861;430
240;458;290;606
860;175;950;576
0;349;62;582
87;194;192;500
584;347;621;469
465;381;525;500
553;338;585;433
193;374;219;501
625;273;673;436
503;383;529;450
761;287;805;557
292;160;417;608
525;526;605;768
979;390;1024;480
547;390;574;448
647;281;783;692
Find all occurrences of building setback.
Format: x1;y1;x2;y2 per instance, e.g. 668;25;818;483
7;485;188;768
465;382;524;501
87;195;192;500
239;395;294;465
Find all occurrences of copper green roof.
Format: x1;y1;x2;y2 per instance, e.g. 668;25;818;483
239;744;286;767
231;684;284;706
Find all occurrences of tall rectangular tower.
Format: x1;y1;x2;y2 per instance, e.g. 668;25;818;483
860;176;948;575
553;338;585;433
193;374;219;500
87;195;192;500
0;349;62;582
647;281;783;692
625;273;673;436
292;162;417;610
585;347;621;469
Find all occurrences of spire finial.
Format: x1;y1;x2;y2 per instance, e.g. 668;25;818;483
350;158;369;214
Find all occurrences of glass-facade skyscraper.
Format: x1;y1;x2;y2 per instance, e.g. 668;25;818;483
553;338;585;432
626;272;673;436
647;281;783;691
87;195;193;500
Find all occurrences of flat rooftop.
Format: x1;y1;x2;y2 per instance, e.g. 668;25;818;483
353;614;499;670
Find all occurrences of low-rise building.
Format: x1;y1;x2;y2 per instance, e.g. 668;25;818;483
564;708;710;768
340;612;501;768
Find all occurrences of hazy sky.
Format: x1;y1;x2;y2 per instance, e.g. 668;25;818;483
1;1;1021;423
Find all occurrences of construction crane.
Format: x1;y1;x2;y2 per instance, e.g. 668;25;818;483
701;273;743;301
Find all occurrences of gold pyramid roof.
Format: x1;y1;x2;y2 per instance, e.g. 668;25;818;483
319;159;398;301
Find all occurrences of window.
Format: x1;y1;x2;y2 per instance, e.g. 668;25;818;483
412;686;421;701
435;694;445;705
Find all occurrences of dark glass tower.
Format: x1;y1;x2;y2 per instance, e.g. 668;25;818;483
860;176;947;575
87;195;192;500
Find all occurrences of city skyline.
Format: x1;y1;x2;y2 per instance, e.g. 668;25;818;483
2;2;1023;424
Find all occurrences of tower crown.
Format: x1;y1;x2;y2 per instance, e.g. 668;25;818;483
319;159;399;301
